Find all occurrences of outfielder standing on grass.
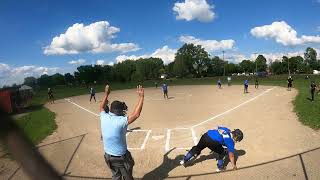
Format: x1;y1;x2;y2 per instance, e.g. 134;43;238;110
180;126;243;172
310;81;317;102
162;82;169;99
287;76;293;91
100;84;144;180
48;88;54;104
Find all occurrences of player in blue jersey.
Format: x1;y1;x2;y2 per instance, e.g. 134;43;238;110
244;79;249;93
180;127;243;172
162;82;169;99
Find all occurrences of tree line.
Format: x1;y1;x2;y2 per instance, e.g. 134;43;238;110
22;44;318;88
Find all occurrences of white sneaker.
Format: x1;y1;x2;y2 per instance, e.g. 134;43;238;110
179;160;185;165
215;167;225;172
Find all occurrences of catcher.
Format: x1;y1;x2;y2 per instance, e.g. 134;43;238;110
180;126;243;172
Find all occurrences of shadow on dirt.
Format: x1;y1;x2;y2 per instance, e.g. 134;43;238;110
141;148;183;180
184;149;246;168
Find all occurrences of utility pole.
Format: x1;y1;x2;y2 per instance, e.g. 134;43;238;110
287;52;290;76
222;51;225;76
253;53;258;75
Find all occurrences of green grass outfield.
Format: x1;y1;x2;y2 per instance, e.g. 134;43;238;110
16;74;320;145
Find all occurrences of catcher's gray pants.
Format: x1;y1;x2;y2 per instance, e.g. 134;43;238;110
104;151;135;180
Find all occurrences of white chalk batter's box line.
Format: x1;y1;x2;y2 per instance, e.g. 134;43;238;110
165;127;198;152
126;130;152;150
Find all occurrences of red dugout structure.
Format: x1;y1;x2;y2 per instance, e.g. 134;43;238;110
0;90;12;113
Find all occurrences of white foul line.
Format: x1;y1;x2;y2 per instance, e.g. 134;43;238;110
64;98;99;117
192;87;275;128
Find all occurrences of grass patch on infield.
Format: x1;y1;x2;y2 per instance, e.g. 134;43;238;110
15;107;56;144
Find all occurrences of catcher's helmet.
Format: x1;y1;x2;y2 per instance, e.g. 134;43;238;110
232;129;243;142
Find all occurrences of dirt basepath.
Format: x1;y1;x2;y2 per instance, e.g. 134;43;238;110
2;85;320;180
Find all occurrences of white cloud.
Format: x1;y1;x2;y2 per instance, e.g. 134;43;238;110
251;21;320;46
225;54;249;63
251;51;304;62
179;35;235;52
68;59;86;65
108;62;114;66
0;63;60;87
116;55;146;63
96;60;105;65
44;21;140;55
116;45;177;64
150;46;177;64
173;0;215;22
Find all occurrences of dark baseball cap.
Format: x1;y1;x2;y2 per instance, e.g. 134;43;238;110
110;100;128;116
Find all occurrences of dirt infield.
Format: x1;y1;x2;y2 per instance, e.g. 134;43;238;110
1;85;320;179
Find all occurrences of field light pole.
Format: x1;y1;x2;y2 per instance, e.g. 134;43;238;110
222;51;225;76
253;53;258;75
287;53;290;76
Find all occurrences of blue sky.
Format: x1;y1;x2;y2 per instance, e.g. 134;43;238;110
0;0;320;86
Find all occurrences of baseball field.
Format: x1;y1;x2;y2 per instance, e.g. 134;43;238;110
1;82;320;179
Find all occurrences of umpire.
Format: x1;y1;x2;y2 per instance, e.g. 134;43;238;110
100;84;144;180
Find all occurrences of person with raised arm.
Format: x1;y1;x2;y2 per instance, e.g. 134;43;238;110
100;84;144;180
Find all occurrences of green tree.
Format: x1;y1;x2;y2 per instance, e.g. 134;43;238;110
51;73;65;85
288;56;304;74
207;56;224;76
173;55;189;77
304;47;318;70
135;58;164;80
239;60;255;73
270;61;284;74
24;76;37;87
101;65;114;83
226;63;240;75
165;62;175;77
113;60;136;82
174;43;210;77
38;74;53;87
64;73;75;84
255;55;267;72
76;65;96;85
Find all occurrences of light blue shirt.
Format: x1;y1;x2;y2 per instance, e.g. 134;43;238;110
244;80;249;86
100;111;128;156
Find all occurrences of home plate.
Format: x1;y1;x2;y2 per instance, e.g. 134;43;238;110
152;135;164;140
